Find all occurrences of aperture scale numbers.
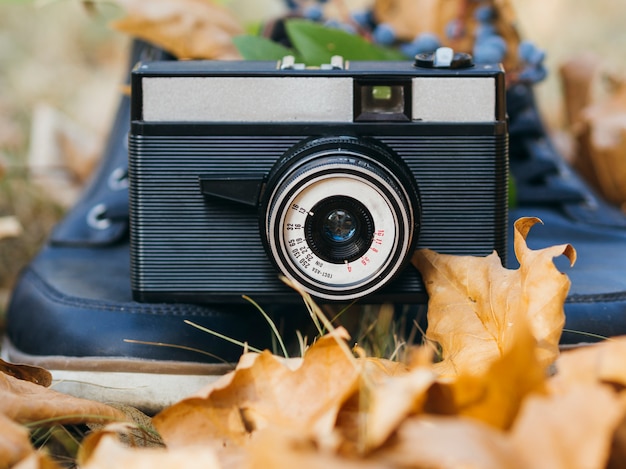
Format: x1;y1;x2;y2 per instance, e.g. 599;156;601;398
285;202;385;279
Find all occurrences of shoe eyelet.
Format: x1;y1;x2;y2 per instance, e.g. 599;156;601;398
87;203;112;230
108;167;129;191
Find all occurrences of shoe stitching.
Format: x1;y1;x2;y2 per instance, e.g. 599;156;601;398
566;292;626;304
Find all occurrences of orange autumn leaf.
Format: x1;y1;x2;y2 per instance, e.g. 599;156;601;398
510;384;624;469
246;427;389;469
514;217;576;365
0;359;51;387
111;0;243;59
0;372;126;425
412;216;576;377
154;327;360;450
79;432;220;469
550;336;626;393
0;367;126;468
427;317;547;430
0;413;33;469
375;415;523;469
360;359;436;452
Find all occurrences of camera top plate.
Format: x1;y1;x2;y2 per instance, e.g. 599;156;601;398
131;58;505;125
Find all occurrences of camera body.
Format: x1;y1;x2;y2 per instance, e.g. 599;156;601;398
129;53;508;304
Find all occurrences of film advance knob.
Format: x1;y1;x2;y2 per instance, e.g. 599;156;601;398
414;47;474;69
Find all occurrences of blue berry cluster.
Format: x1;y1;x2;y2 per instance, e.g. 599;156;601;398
517;40;547;84
471;5;507;64
281;0;547;83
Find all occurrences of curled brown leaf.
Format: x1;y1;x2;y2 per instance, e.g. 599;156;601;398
110;0;243;59
154;328;360;451
412;216;575;377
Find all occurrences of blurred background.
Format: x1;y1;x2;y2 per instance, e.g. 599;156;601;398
0;0;625;313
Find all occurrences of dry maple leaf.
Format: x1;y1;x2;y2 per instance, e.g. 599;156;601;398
412;216;576;377
153;327;360;452
11;452;63;469
246;427;389;469
0;413;33;469
426;316;547;430
0;372;126;425
0;359;51;387
359;361;436;452
510;383;624;469
110;0;243;59
374;415;523;469
79;432;221;469
550;337;626;392
0;370;125;468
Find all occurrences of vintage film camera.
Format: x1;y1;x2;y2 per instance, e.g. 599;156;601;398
129;49;508;304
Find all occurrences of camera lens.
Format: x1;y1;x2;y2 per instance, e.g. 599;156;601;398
324;209;356;243
260;136;420;301
305;196;374;264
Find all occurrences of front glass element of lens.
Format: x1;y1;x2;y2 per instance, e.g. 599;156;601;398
324;209;355;243
305;196;374;264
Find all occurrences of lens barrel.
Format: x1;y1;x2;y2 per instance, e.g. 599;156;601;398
260;137;420;301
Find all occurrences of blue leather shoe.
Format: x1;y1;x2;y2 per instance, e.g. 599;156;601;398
506;81;626;344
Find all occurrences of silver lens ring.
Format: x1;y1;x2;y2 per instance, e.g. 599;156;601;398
263;142;418;301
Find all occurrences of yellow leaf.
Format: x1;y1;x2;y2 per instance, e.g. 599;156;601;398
375;415;523;469
79;433;220;469
550;337;626;393
246;427;388;469
412;217;575;377
111;0;243;59
510;384;624;469
0;372;126;425
514;217;576;366
12;452;64;469
427;318;547;429
360;359;436;452
154;328;360;450
0;413;33;469
0;359;50;387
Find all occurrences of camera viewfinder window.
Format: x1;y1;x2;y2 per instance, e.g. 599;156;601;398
355;82;411;122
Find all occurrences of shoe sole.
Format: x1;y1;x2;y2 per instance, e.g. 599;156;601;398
2;337;232;414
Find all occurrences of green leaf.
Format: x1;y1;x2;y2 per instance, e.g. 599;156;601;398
233;35;295;61
285;19;405;66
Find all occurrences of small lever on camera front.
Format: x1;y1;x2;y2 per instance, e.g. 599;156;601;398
199;174;266;207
